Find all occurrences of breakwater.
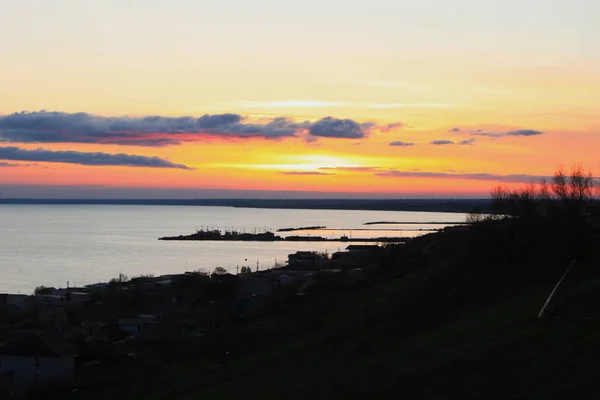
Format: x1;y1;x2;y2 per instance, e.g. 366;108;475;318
158;229;409;243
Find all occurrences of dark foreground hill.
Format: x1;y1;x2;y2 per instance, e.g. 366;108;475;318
75;223;600;400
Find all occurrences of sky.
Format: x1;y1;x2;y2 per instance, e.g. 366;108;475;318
1;0;599;198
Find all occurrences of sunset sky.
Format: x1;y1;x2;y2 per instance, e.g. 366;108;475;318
1;0;599;197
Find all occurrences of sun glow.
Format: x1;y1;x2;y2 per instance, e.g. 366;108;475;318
223;154;366;172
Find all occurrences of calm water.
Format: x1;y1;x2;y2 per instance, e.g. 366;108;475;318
0;205;467;294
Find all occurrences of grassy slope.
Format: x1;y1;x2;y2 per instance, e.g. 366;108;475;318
87;240;600;400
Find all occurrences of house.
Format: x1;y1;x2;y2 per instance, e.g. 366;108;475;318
33;294;64;306
56;291;91;304
331;251;353;261
0;332;74;392
345;245;381;255
288;251;328;264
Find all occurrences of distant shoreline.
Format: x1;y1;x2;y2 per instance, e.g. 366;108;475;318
0;198;491;213
364;221;466;225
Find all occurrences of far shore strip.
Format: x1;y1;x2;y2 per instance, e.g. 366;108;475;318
363;221;466;225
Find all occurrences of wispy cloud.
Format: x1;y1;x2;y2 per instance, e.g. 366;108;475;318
430;140;455;145
278;171;335;176
458;138;476;145
315;166;549;184
471;129;545;138
232;101;456;109
380;122;405;132
356;80;433;93
0;161;27;167
366;103;455;109
449;127;545;138
0;146;193;169
389;141;415;147
234;100;347;108
375;170;549;183
430;138;476;146
319;166;380;172
360;80;411;88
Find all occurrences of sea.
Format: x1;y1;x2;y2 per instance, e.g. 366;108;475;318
0;205;467;294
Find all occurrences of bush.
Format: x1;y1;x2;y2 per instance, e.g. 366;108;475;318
463;165;600;286
109;273;129;285
212;267;229;275
33;285;53;295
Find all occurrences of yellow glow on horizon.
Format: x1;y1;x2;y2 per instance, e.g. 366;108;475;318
218;154;366;172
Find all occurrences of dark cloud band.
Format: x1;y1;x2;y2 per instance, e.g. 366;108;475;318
308;117;372;139
0;111;393;146
376;170;549;183
430;138;475;145
317;166;550;183
389;141;415;147
0;146;192;169
449;127;545;137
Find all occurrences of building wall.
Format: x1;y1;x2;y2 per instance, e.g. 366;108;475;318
0;354;74;390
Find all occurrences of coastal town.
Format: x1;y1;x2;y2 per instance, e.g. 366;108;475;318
0;242;390;397
2;165;600;398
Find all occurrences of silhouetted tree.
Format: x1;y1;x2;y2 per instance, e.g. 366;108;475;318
33;285;53;295
212;266;228;275
469;165;599;281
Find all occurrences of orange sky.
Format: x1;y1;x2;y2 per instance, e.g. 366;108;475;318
1;1;599;197
1;116;598;197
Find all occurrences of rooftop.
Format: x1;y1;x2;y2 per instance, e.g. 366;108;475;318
346;245;381;250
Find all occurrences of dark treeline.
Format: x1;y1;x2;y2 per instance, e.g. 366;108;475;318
470;164;599;263
381;165;600;316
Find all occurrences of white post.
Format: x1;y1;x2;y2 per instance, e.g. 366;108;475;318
537;259;576;318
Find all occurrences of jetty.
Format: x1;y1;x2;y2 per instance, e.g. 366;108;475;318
277;226;326;232
158;228;409;243
159;229;279;241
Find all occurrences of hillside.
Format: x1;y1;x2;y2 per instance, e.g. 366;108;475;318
72;220;600;400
